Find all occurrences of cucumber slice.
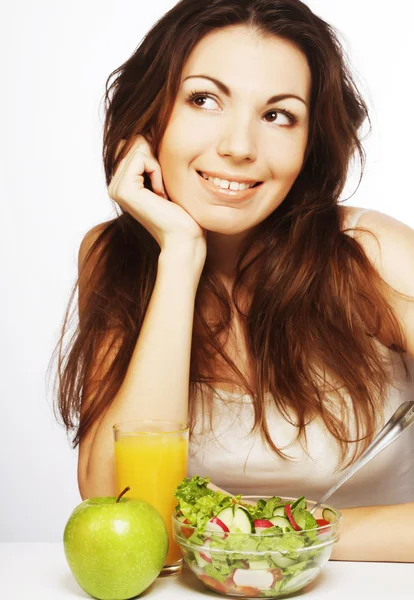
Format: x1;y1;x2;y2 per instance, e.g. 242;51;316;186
290;495;306;511
271;553;297;568
232;505;254;533
281;566;321;593
194;551;210;569
322;508;336;523
214;506;234;529
272;506;286;517
269;516;294;532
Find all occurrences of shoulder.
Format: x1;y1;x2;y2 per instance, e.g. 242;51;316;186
342;206;414;355
342;206;414;296
78;221;113;318
78;221;112;272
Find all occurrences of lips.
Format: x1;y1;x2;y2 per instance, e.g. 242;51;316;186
196;169;263;202
196;170;261;188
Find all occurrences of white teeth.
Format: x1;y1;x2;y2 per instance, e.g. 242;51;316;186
200;172;256;191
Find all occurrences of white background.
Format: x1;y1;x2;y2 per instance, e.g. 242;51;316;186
1;1;413;542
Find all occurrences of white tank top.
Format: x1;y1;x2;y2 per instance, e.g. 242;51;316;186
187;209;414;508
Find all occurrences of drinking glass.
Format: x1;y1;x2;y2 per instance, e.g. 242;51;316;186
113;419;188;576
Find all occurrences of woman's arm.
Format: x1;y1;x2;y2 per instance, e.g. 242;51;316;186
354;209;414;358
78;232;206;500
330;502;414;562
333;210;414;562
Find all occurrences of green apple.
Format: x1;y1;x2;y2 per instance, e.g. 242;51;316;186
63;486;168;600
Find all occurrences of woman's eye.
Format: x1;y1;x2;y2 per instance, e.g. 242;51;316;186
264;110;295;126
187;93;219;110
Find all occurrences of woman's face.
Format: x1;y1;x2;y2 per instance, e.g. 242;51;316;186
158;25;311;235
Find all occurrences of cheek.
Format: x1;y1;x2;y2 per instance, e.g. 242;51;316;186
157;130;174;175
157;134;191;206
158;122;199;178
273;137;306;172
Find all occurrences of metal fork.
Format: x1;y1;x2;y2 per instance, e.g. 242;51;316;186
309;401;414;515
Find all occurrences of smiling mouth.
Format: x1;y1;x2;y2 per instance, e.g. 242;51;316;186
196;170;262;189
196;170;264;203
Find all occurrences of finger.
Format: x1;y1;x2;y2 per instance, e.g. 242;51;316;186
125;140;167;198
112;151;165;204
109;146;141;199
112;136;156;191
113;135;149;171
134;138;167;196
145;161;167;199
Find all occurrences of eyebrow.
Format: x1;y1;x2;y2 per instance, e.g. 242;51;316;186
183;74;307;107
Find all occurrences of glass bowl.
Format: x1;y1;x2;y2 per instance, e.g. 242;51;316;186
172;496;341;598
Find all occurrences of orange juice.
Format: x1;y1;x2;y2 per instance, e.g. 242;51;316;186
114;428;188;565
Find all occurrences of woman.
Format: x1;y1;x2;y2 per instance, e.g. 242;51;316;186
52;0;414;561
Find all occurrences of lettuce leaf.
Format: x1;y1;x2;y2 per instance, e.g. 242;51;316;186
174;475;214;505
203;563;229;582
175;476;238;532
260;496;284;519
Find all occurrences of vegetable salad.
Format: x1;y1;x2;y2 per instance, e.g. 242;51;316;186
173;476;337;597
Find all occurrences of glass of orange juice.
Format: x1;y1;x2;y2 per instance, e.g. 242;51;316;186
113;420;188;576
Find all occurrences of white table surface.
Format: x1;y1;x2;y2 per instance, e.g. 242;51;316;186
1;543;413;600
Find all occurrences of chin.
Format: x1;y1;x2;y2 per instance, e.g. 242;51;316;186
172;198;258;235
205;222;254;236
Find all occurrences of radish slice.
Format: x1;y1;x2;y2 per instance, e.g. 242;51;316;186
199;537;212;563
285;503;301;531
206;516;230;533
254;519;274;529
254;518;275;533
316;519;330;527
233;568;274;590
316;518;331;541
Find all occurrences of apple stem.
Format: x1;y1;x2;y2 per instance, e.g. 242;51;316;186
116;486;130;503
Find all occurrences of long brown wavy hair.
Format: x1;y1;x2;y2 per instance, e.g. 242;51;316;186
50;0;410;472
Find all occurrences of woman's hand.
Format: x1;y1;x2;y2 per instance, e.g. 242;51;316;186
108;134;207;255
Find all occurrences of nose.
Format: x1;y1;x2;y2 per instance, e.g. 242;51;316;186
216;113;257;162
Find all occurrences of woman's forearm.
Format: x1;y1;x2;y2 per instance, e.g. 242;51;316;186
330;502;414;562
80;244;205;499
